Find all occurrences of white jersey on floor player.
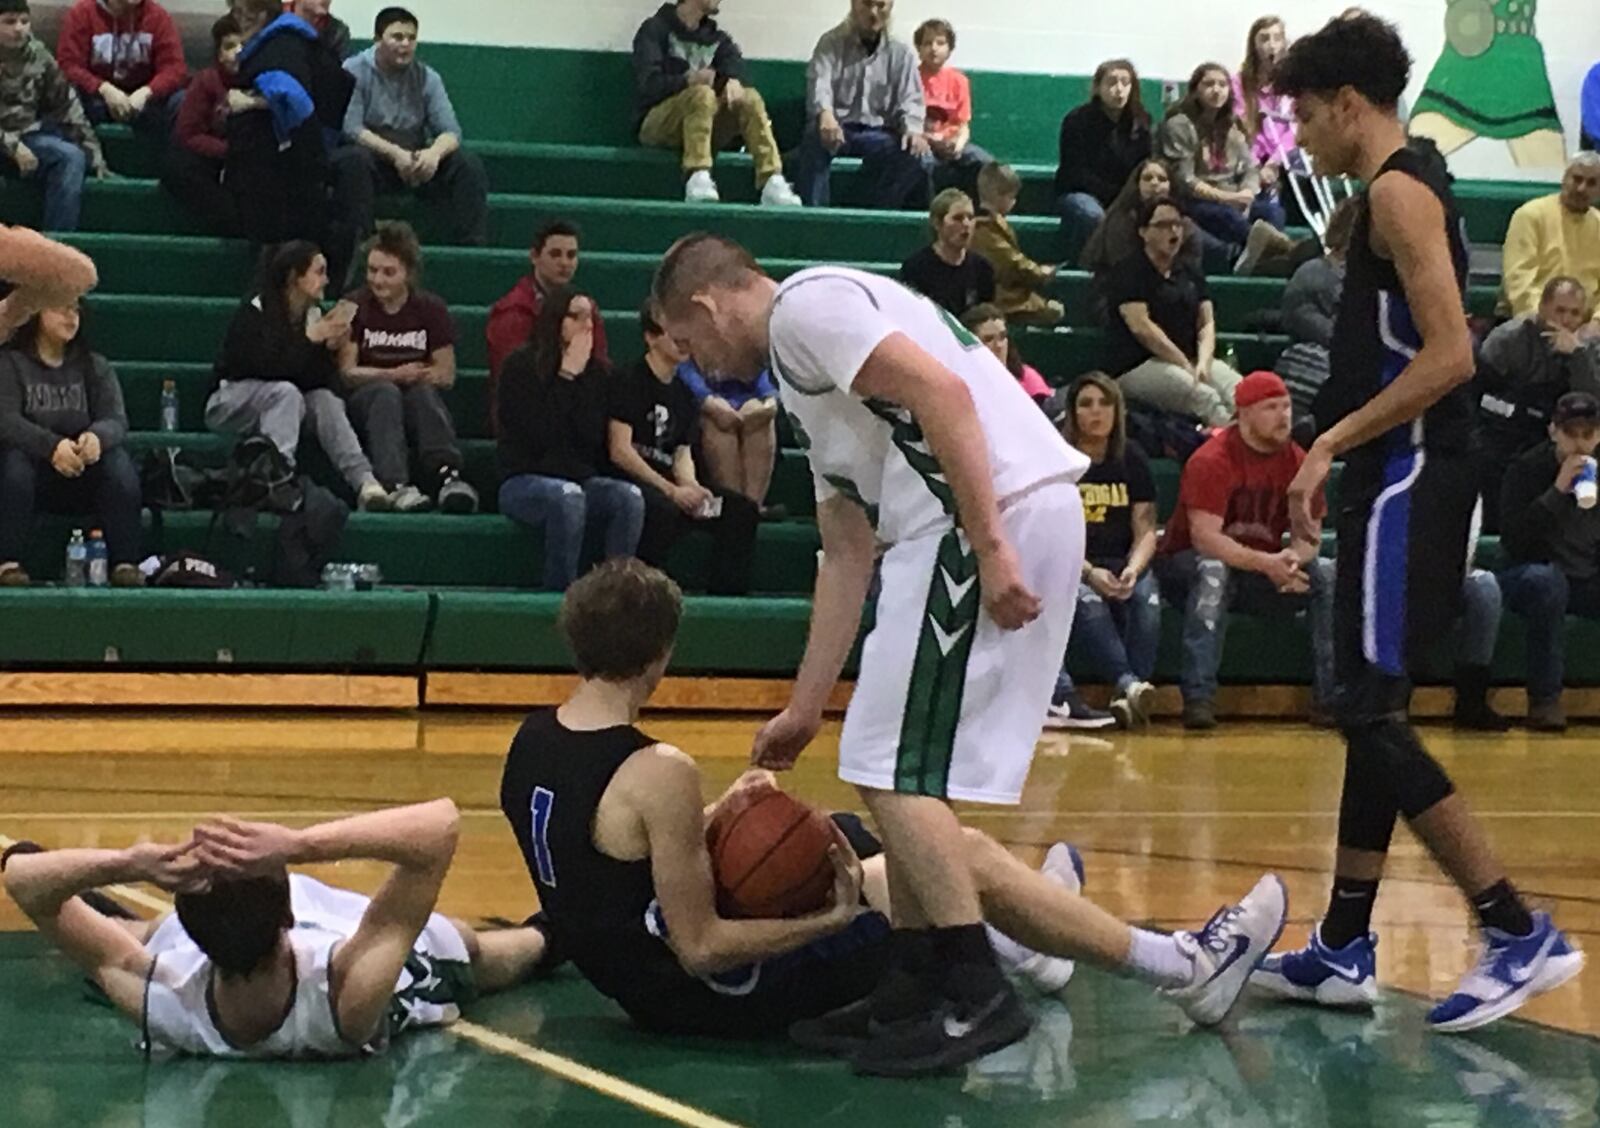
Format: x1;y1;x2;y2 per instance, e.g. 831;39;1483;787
769;267;1089;804
769;267;1088;545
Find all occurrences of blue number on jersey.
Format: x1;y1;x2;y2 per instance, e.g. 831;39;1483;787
530;786;557;887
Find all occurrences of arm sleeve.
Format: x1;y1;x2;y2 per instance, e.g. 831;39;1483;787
1127;446;1157;504
495;352;540;456
1156;118;1201;189
952;71;972;126
714;32;747;83
1055;111;1081;194
0;357;64;460
423;70;462;139
1584;65;1600;138
675;361;712;401
485;300;532;378
341;61;369;141
632;19;687;110
1176;448;1235;519
1282;261;1335;348
85;354;128;450
806;37;835;118
895;48;925;135
1500;207;1545;319
1499;455;1560;562
145;8;189;98
176;72;227;160
1234;132;1261;195
768;276;895;397
1474;322;1518;393
976;257;996;304
1569;344;1600;397
54;6;102;98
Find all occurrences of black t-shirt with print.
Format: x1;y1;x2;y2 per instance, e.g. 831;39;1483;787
610;359;701;477
1078;440;1156;569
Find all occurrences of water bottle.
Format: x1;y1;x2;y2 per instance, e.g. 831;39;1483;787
1575;456;1598;510
159;379;180;433
86;529;108;588
64;528;87;588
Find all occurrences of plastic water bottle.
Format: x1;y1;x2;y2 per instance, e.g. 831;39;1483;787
86;529;108;588
64;528;87;588
1575;456;1598;510
159;379;180;432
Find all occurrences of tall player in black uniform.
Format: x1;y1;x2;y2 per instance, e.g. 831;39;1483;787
1250;15;1581;1032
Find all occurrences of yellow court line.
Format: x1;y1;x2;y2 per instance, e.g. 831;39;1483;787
0;831;744;1128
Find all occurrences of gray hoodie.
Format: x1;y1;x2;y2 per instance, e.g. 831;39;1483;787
0;347;127;460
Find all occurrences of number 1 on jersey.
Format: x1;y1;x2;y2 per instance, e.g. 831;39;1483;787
531;786;557;887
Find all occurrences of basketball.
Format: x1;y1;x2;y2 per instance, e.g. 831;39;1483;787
708;789;837;919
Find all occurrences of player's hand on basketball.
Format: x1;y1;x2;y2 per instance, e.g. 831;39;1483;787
979;541;1041;630
193;815;300;877
751;707;820;771
1287;440;1333;546
128;839;210;894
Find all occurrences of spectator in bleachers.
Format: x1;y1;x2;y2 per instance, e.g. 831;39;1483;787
1233;17;1297;218
160;14;241;235
496;289;642;592
960;303;1049;404
898;187;993;315
1046;372;1160;729
1275;194;1359;420
913;18;989;198
674;359;777;510
334;7;488;250
632;0;800;207
1497;391;1600;732
487;221;611;426
1106;195;1243;426
972;162;1063;325
1501;153;1600;323
55;0;186;137
797;0;931;210
0;0;107;233
1153;370;1334;730
225;0;353;271
285;0;349;59
0;302;141;586
607;302;758;595
1475;276;1600;529
337;222;477;515
206;240;388;511
1081;160;1216;320
1157;63;1288;271
1055;59;1152;265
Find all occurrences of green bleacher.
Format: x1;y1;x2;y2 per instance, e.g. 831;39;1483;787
0;42;1567;690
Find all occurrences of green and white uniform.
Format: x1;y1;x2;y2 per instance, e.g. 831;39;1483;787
141;874;475;1059
769;267;1087;804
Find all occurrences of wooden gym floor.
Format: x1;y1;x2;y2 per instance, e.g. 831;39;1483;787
1;711;1597;1126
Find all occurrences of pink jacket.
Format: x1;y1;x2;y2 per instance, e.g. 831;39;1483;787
1232;72;1297;168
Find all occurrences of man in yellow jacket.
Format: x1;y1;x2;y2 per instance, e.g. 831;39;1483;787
1501;153;1600;322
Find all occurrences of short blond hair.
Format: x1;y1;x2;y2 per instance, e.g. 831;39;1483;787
928;188;973;233
977;162;1022;199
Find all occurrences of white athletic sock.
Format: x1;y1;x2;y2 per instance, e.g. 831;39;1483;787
1124;928;1194;988
986;923;1035;971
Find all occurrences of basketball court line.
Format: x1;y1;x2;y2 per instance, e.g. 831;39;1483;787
0;830;745;1128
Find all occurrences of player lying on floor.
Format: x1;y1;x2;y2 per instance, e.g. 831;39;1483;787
500;559;1286;1070
2;800;552;1058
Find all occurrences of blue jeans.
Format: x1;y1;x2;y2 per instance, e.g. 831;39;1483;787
1056;191;1105;265
795;122;934;209
1053;570;1161;702
0;443;143;566
1456;568;1503;669
498;474;644;591
1499;563;1600;704
1155;549;1337;706
18;130;87;232
1186;193;1286;253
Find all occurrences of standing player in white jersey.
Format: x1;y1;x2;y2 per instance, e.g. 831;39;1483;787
653;235;1289;1076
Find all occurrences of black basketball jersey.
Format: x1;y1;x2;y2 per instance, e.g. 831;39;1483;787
500;708;688;1007
1318;145;1474;502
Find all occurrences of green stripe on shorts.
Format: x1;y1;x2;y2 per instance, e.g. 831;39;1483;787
894;529;980;797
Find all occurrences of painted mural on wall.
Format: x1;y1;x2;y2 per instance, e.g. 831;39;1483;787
1409;0;1566;168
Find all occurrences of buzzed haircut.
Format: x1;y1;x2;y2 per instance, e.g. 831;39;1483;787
1569;152;1600;176
174;874;293;977
651;232;765;319
1543;275;1588;305
374;6;418;38
558;559;683;681
1274;13;1411;109
977;162;1022;198
532;220;580;253
914;18;955;50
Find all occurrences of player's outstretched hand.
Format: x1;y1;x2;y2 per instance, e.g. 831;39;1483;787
193;815;300;878
978;540;1041;630
751;707;820;771
1287;440;1333;547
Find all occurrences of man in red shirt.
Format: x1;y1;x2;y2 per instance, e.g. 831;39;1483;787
913;19;991;198
1153;370;1335;729
485;220;609;433
55;0;187;135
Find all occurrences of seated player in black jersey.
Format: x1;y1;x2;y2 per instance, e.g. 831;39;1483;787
500;558;1288;1067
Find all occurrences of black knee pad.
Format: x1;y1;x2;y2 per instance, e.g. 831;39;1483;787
1337;726;1400;853
1378;721;1457;820
830;812;883;860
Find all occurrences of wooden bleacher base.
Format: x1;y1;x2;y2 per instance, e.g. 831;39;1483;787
0;672;1590;721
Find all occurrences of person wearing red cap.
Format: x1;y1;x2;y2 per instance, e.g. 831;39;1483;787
1152;369;1335;730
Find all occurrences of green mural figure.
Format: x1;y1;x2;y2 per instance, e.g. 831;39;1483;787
1409;0;1567;168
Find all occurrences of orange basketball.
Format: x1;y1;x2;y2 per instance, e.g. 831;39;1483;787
709;789;837;919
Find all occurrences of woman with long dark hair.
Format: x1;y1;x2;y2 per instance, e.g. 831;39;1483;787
206;239;388;509
496;288;643;591
0;303;142;585
1055;59;1153;262
1045;372;1161;729
1156;62;1285;257
1082;159;1219;312
1234;16;1301;194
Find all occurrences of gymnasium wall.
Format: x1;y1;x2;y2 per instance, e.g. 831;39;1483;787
42;1;1600;182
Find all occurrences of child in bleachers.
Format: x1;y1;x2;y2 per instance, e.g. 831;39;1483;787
161;14;242;235
55;0;187;137
913;18;990;199
673;355;778;511
971;162;1064;325
0;0;107;232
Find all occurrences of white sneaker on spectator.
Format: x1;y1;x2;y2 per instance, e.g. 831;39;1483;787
1110;680;1156;728
357;480;391;512
685;170;720;203
389;484;431;513
760;175;803;207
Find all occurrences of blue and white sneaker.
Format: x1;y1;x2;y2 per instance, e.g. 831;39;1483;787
1163;875;1289;1026
1252;925;1379;1008
1428;912;1584;1033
